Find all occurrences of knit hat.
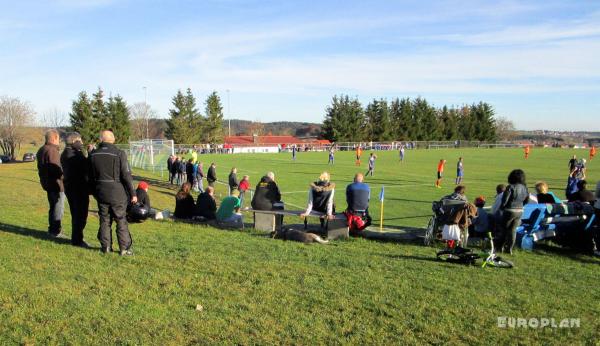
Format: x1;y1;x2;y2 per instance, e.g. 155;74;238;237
138;181;149;190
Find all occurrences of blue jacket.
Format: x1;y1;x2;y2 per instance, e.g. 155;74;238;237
346;182;370;212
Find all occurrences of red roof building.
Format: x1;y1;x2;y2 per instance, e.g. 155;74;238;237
225;135;329;147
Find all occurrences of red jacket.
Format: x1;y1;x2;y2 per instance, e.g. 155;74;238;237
239;180;250;192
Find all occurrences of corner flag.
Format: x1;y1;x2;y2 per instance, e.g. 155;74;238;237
379;186;385;230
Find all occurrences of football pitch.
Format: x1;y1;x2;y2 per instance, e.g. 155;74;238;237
0;148;598;344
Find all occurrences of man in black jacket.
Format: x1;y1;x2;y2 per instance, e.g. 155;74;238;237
36;129;65;237
251;172;283;211
196;186;217;220
207;162;217;187
89;130;137;256
228;167;238;195
60;132;90;247
167;155;174;184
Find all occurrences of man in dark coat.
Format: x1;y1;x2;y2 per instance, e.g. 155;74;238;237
89;130;137;256
167;155;175;184
36;129;66;237
60;132;90;247
228;167;239;195
196;186;217;220
170;156;179;185
207;162;217;187
251;172;282;211
186;159;195;185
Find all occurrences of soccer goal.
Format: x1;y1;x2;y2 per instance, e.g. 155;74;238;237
128;139;175;176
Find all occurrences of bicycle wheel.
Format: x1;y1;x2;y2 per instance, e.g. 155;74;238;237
489;256;514;268
424;217;436;246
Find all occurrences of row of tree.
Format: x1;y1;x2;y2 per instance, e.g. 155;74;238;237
68;88;226;145
165;89;224;144
322;95;504;142
69;88;130;144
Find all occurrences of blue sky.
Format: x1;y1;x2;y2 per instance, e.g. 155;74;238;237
1;0;599;130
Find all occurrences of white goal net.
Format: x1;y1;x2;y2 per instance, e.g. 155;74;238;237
127;139;175;175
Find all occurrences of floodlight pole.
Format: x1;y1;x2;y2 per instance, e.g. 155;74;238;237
227;89;231;137
143;86;148;140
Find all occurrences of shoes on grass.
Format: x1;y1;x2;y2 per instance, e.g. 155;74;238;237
50;232;69;239
73;241;91;249
100;247;113;254
119;249;134;256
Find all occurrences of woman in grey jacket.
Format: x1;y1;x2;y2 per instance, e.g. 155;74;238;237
498;169;530;254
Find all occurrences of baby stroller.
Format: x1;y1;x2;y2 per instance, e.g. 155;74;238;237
424;199;467;246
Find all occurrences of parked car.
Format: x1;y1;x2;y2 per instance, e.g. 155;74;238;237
0;155;11;163
22;153;35;162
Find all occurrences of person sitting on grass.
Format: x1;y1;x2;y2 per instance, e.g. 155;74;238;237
216;190;243;226
174;182;196;219
196;186;217;220
344;173;371;235
300;172;335;231
535;181;561;204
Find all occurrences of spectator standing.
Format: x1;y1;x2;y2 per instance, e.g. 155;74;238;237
186;159;195;185
568;155;578;173
207;162;217;187
238;175;250;207
497;169;530;255
170;157;179;185
60;132;90;247
228;167;239;195
167;155;174;183
196;162;205;192
177;157;186;185
399;145;405;162
36;129;66;238
89;130;137;256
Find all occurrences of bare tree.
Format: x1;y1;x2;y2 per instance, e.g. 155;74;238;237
495;116;517;141
129;102;158;140
41;107;67;129
0;96;35;159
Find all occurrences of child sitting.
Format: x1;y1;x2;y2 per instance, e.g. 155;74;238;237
470;196;490;238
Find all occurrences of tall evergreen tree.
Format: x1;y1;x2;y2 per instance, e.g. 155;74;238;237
108;95;130;143
458;105;475;140
69;91;96;144
321;95;364;142
92;87;111;131
439;105;459;140
165;88;202;144
470;102;497;141
412;97;439;140
364;99;392;141
203;91;225;143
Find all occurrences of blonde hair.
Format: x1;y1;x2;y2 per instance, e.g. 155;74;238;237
535;181;548;194
319;172;330;182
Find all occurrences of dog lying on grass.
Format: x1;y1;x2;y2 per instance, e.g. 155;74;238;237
272;228;329;244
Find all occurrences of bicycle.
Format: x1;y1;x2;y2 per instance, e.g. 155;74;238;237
436;232;513;268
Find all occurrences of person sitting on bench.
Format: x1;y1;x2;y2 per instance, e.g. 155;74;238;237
196;186;217;220
251;172;283;211
344;173;371;235
251;171;284;225
300;172;335;231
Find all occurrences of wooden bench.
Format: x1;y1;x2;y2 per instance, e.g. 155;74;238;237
244;208;349;240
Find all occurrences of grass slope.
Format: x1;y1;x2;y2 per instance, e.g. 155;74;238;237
0;148;599;345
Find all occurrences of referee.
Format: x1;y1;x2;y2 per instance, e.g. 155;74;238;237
89;130;137;256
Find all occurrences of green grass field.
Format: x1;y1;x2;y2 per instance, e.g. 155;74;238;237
1;148;599;345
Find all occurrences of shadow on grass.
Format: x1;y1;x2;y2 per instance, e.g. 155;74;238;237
0;222;99;249
531;243;600;265
132;174;177;191
382;253;441;263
